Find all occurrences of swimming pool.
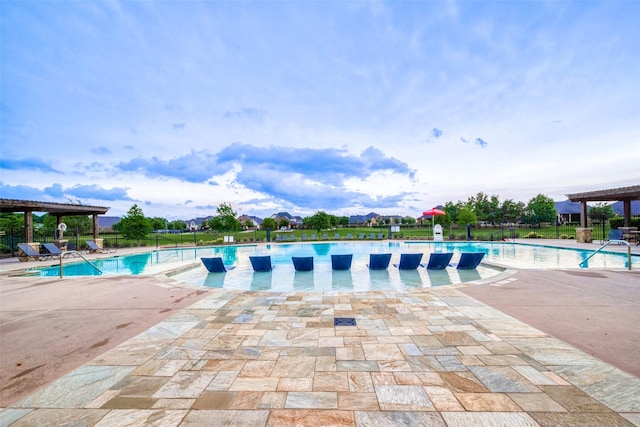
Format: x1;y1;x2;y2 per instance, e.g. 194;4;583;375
28;242;638;292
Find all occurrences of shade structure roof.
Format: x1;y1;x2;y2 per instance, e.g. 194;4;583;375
0;198;109;216
566;185;640;202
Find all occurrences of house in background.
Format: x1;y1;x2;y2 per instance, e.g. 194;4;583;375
238;215;261;230
555;200;585;224
610;200;640;216
349;212;381;226
98;216;121;232
271;212;303;228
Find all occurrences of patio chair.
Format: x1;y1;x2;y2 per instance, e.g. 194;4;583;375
346;233;353;239
393;253;424;270
377;233;384;239
17;243;50;262
358;233;365;239
335;233;341;240
433;224;444;242
292;256;314;271
249;255;274;272
425;252;453;270
275;235;282;242
86;240;115;253
331;254;353;270
323;233;329;240
454;252;485;269
367;253;392;270
302;234;308;241
311;234;317;240
201;257;235;273
42;243;65;258
368;233;376;239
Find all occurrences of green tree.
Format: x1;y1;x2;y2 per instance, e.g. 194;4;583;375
524;194;556;227
337;216;349;227
0;213;23;232
278;217;290;229
149;217;167;231
261;217;277;230
305;211;332;233
443;201;461;224
401;216;416;225
215;202;241;231
588;202;615;224
42;214;93;234
501;199;525;224
457;207;478;226
114;204;152;241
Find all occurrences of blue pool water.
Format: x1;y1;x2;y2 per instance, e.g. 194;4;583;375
29;242;638;292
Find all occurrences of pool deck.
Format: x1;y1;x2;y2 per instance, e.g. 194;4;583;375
1;240;639;426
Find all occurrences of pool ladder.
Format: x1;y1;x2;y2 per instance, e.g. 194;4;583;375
580;240;632;270
58;251;103;277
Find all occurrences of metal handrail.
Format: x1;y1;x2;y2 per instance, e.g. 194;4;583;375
59;251;102;277
580;240;632;270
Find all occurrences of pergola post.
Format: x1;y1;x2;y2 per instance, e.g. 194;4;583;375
580;201;588;228
93;214;99;239
623;200;631;227
24;210;33;243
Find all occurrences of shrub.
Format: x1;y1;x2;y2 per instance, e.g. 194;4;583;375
526;232;539;238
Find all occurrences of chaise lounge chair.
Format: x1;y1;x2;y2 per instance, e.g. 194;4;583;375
17;243;50;262
201;257;235;273
367;253;392;270
393;253;424;270
292;256;314;271
425;252;454;270
42;243;64;258
454;252;485;269
331;254;353;270
86;240;115;254
250;255;274;272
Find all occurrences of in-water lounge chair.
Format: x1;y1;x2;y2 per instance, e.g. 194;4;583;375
368;253;392;270
394;253;424;270
201;257;235;273
455;252;485;269
425;252;454;270
331;254;353;270
17;243;50;262
292;256;314;271
250;255;274;272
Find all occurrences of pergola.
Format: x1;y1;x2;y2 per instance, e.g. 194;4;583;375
0;198;110;243
566;185;640;228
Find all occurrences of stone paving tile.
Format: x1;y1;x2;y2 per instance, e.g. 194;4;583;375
4;286;640;426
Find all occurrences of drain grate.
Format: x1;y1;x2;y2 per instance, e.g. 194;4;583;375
334;317;356;327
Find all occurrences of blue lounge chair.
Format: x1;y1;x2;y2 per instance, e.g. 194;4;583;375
86;240;115;253
42;243;64;258
334;233;341;240
376;233;384;239
302;234;308;241
322;233;329;240
311;234;317;240
358;233;365;239
368;233;375;239
368;253;391;270
275;235;282;242
455;253;485;269
331;254;353;270
394;253;424;270
604;229;624;245
17;243;50;262
201;257;235;273
249;255;274;272
292;256;314;271
289;234;296;241
425;253;454;270
346;233;353;239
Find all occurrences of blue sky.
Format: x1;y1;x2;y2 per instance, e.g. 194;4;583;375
1;1;639;220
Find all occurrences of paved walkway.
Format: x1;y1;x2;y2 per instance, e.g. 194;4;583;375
1;240;639;426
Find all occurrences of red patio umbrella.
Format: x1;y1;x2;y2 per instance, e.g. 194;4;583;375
423;208;446;237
